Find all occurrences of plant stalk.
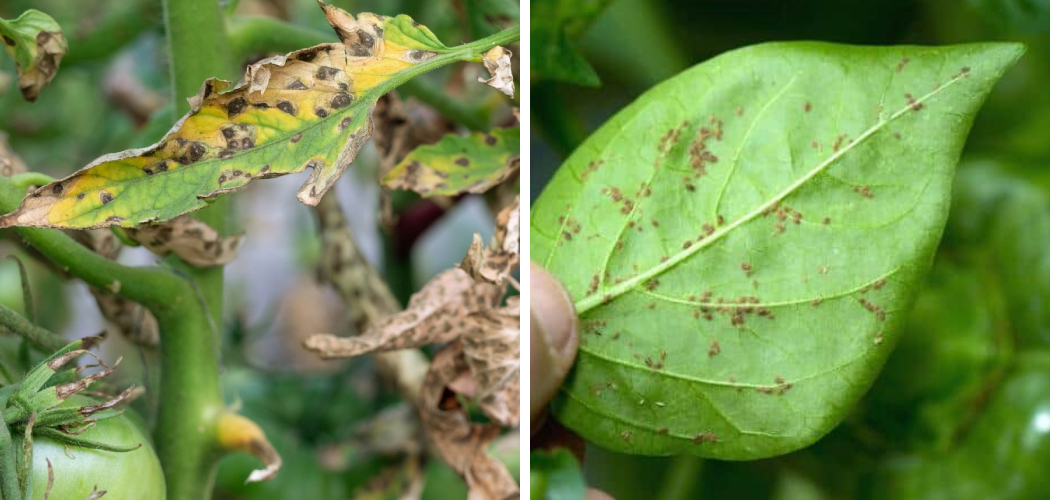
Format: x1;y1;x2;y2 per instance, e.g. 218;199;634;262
160;0;236;497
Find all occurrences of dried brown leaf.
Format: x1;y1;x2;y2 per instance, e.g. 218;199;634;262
461;297;519;426
0;10;67;102
0;132;27;177
420;343;518;500
90;288;159;348
478;46;514;98
304;267;502;358
459;196;519;285
122;215;244;267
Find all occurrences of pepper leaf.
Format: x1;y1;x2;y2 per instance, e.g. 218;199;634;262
531;42;1022;459
0;9;66;102
0;2;451;230
383;127;520;197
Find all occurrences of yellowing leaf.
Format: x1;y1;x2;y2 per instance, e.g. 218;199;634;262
0;2;452;230
383;127;520;197
420;343;519;500
0;9;66;102
460;196;520;285
123;215;244;267
478;46;515;97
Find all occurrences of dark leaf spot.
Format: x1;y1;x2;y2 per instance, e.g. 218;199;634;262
484;134;497;146
290;133;302;144
330;92;352;109
226;97;248;117
315;107;328;118
315;66;340;80
455;157;470;167
99;192;114;205
277;101;296;115
339;116;353;131
53;184;63;194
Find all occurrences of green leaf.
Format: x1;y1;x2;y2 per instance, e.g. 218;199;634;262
531;0;612;86
383;127;520;197
530;449;586;500
0;10;66;102
531;42;1023;459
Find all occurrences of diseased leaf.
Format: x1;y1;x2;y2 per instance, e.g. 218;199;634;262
478;46;515;97
420;342;519;500
0;2;450;230
531;42;1023;459
303;268;502;358
123;215;244;267
0;9;66;102
460;196;520;285
461;297;520;426
383;127;520;197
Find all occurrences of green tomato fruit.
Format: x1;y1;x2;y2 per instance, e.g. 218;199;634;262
28;394;165;500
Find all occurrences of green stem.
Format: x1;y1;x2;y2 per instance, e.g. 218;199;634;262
656;456;702;500
0;304;64;354
160;0;235;498
226;15;513;129
8;173;55;192
64;0;159;64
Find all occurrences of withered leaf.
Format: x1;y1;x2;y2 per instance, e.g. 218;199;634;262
303;268;502;358
123;215;244;267
0;132;28;177
461;297;520;426
460;196;520;285
0;9;66;102
421;343;519;500
478;46;515;98
382;127;520;198
216;413;282;483
0;2;451;230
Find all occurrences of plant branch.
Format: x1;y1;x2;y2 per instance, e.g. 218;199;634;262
0;303;65;354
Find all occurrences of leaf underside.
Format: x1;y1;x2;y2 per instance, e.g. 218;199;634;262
0;4;448;230
532;42;1023;459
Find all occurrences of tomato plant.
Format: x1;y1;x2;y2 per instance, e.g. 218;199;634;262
0;0;520;499
531;0;1050;498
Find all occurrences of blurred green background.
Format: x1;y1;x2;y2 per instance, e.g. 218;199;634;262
0;0;518;498
531;0;1050;499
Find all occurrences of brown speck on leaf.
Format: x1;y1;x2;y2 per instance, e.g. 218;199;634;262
740;262;752;277
708;340;720;357
822;217;830;225
896;57;910;73
804;102;812;112
853;185;873;199
905;93;923;111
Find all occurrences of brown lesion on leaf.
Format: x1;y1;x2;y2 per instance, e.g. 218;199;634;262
225;96;249;117
580;159;603;180
692;432;718;444
220;123;257;151
905;93;923;111
708;340;720;357
853;185;873;198
687;116;722;179
858;298;886;321
277;100;297;116
98;191;114;205
896;57;911;73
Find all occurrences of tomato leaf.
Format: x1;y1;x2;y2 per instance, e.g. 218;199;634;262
0;2;452;230
531;42;1023;459
383;127;520;197
0;9;66;102
531;0;612;86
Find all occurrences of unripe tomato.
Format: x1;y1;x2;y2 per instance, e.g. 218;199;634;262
27;394;165;499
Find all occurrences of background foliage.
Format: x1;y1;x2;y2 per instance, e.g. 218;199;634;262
531;0;1050;498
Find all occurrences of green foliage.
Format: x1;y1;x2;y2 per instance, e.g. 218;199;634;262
530;0;612;86
530;449;586;500
532;41;1021;459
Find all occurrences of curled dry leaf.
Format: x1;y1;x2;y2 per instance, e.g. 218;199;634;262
304;267;502;358
0;132;28;177
382;127;520;197
217;413;283;483
461;297;520;426
122;215;244;267
460;196;520;285
478;46;515;98
421;343;519;500
0;1;451;230
70;229;160;348
0;9;67;102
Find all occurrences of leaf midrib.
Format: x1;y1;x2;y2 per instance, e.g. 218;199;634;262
575;70;967;315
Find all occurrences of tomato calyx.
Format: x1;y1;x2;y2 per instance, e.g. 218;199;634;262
0;336;140;500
